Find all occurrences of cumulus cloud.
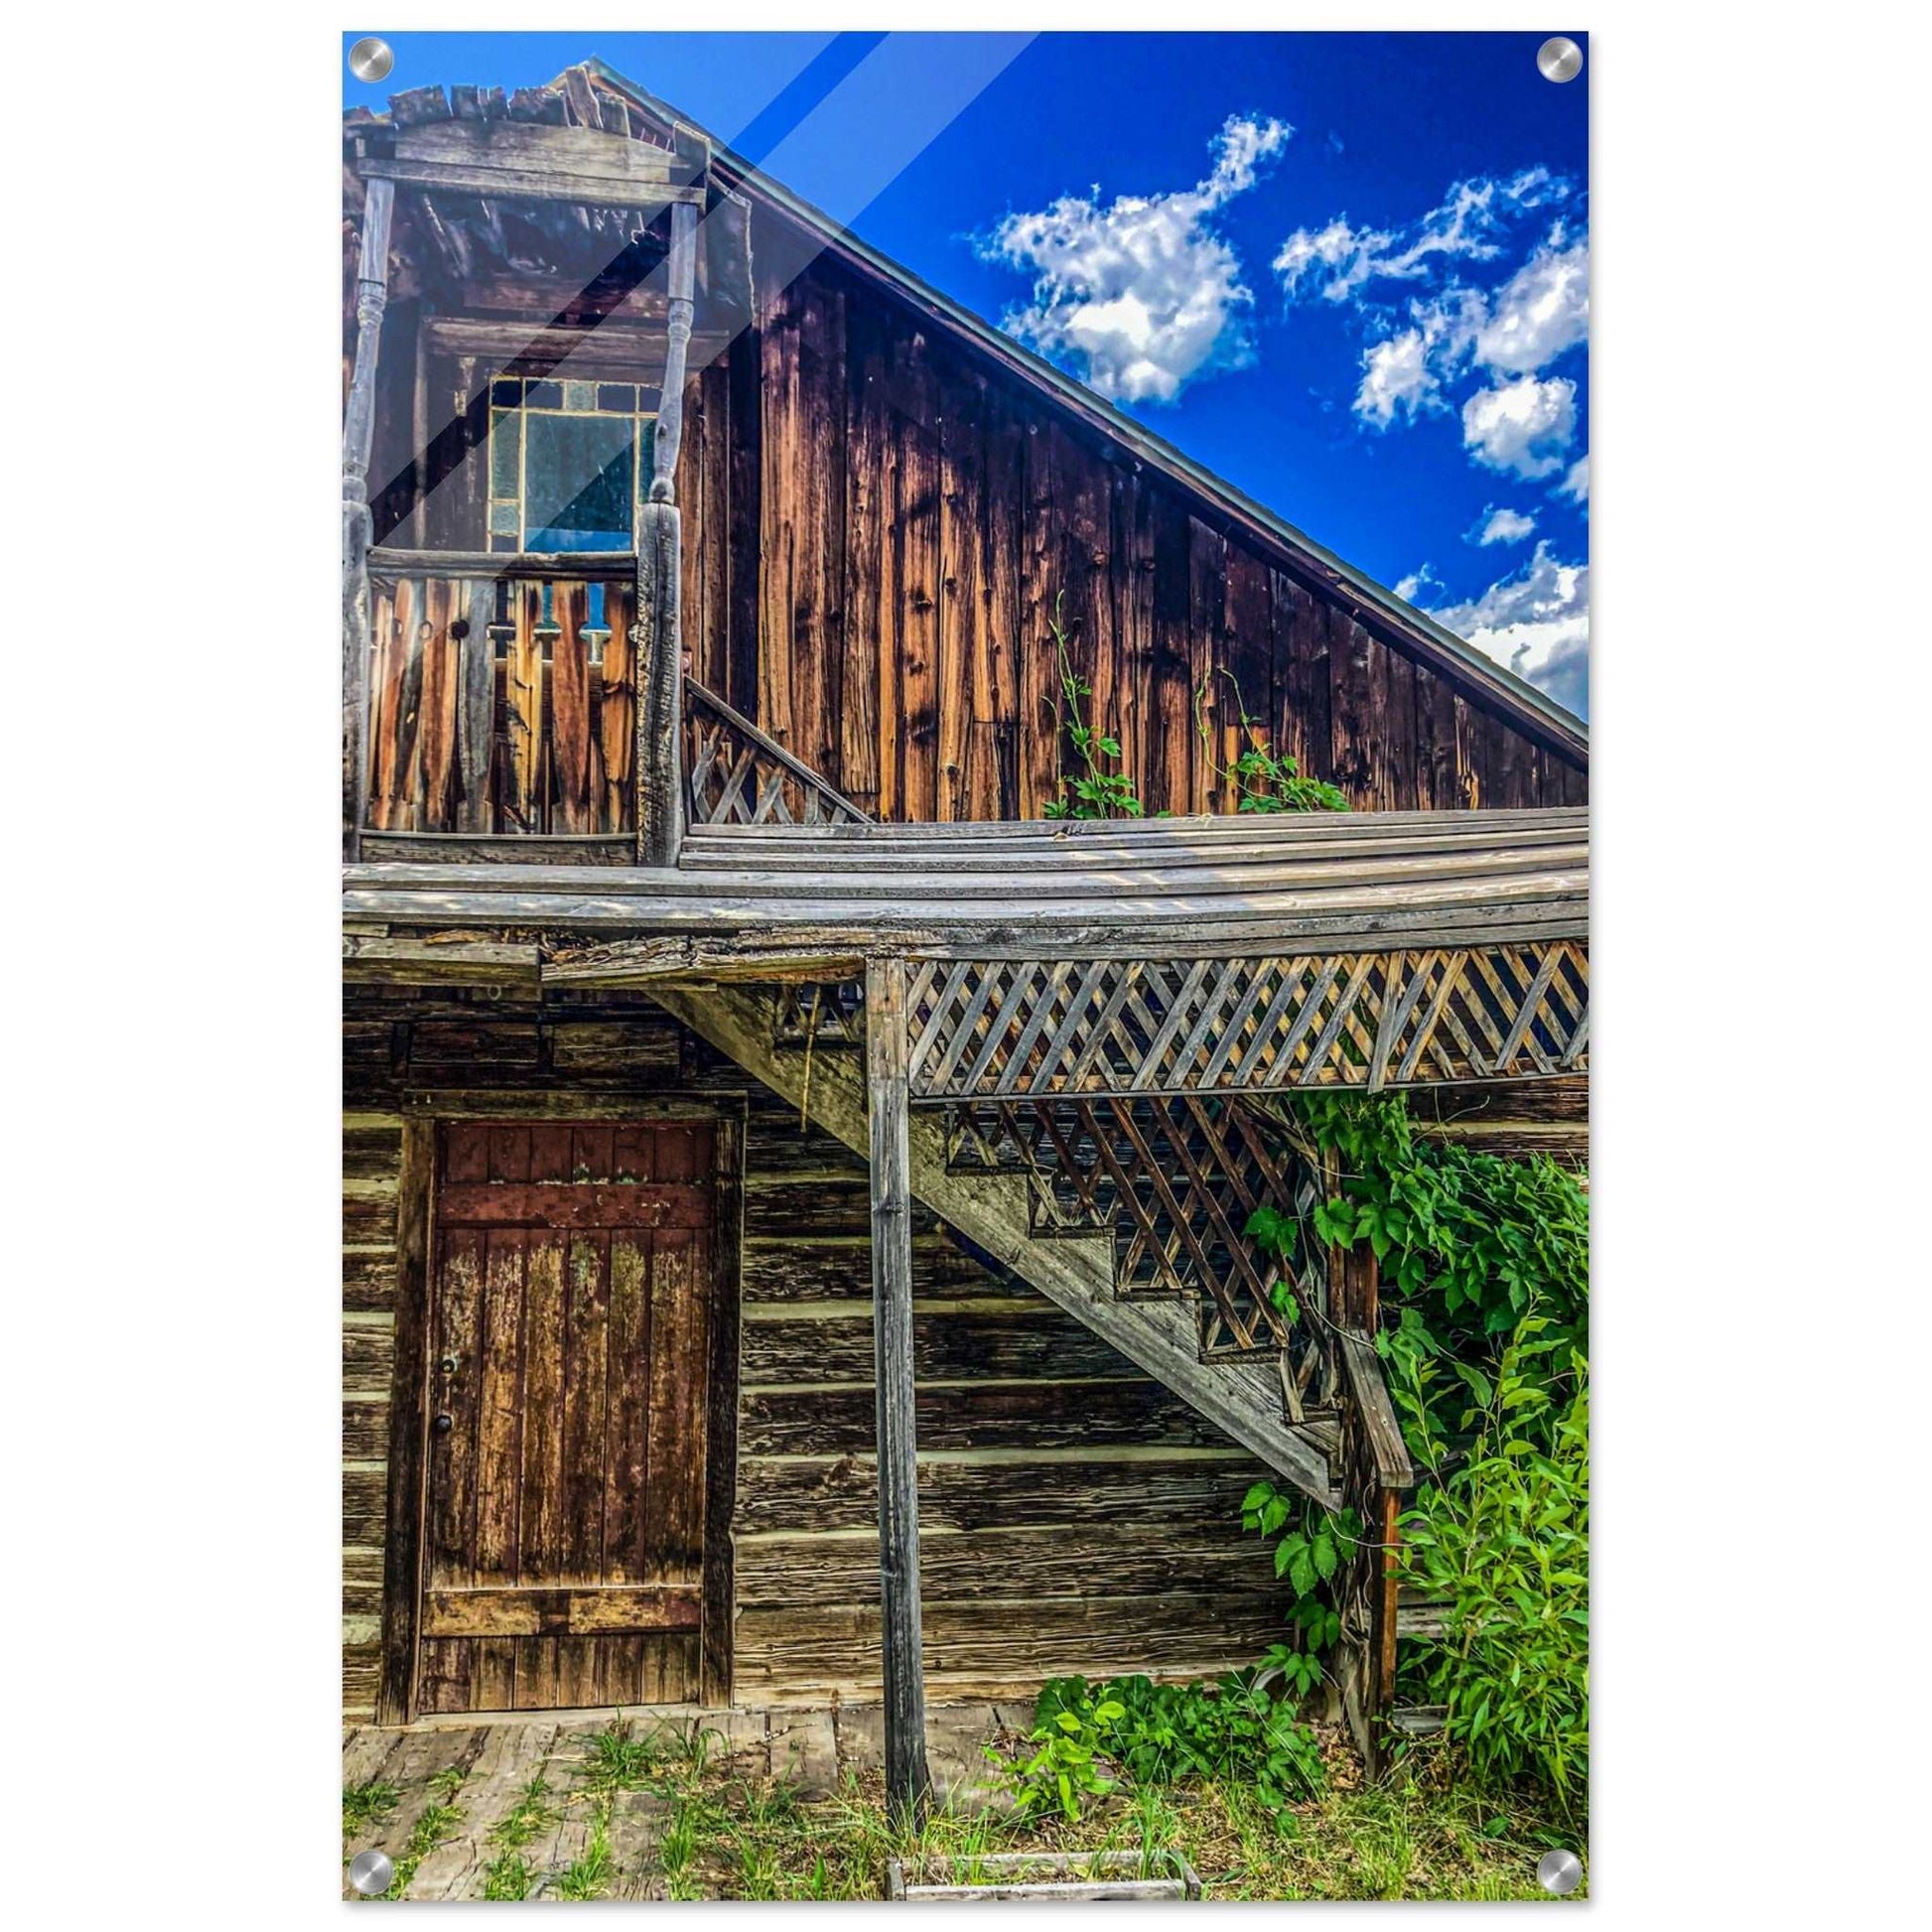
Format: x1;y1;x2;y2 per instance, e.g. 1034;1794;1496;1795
1427;541;1589;717
1462;374;1578;479
981;114;1292;403
1557;453;1589;506
1473;233;1588;375
1351;286;1485;426
1472;505;1536;546
1274;169;1571;304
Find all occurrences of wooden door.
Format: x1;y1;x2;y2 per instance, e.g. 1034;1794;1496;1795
414;1119;717;1714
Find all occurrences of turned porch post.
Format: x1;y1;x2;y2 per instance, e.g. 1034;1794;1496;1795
342;176;395;861
865;952;931;1821
636;197;700;867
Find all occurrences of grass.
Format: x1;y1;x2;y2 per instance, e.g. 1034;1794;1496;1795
346;1714;1584;1901
619;1731;1586;1903
342;1780;398;1840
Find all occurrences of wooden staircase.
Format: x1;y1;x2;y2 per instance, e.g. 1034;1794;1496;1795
650;978;1341;1505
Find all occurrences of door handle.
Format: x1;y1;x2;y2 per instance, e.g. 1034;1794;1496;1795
432;1412;454;1436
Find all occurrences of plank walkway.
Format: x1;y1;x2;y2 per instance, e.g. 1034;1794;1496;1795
341;1702;1016;1901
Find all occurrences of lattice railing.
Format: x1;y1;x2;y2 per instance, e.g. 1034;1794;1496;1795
685;679;871;828
944;1096;1338;1401
906;944;1587;1100
770;980;866;1048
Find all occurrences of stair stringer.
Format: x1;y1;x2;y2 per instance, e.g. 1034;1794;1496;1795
649;980;1339;1507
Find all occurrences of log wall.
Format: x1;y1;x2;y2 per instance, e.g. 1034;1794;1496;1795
344;988;1299;1719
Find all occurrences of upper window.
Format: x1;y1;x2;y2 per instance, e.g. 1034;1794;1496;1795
487;377;659;553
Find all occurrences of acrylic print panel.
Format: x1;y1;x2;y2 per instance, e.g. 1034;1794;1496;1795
342;29;1587;1902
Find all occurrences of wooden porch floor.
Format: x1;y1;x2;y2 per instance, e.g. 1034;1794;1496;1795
341;1701;1018;1900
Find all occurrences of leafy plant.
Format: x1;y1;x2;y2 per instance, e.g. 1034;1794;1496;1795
998;1673;1326;1823
993;1690;1125;1820
1197;671;1350;814
1040;595;1147;820
1399;1326;1589;1810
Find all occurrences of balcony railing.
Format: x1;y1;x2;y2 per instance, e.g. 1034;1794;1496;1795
363;548;636;841
685;679;872;828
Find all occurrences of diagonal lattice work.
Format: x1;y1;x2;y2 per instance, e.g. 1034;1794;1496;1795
770;980;866;1048
906;943;1587;1101
685;679;871;828
944;1096;1338;1403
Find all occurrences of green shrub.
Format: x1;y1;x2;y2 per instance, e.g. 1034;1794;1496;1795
995;1672;1327;1823
1399;1323;1589;1810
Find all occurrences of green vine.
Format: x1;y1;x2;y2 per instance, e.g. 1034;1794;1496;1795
1030;592;1588;1808
1040;594;1147;820
1197;671;1350;814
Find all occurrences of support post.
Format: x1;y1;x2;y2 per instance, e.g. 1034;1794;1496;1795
865;952;931;1822
343;176;395;861
636;199;700;867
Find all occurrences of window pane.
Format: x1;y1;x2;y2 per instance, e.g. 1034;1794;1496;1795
523;411;635;551
488;410;520;498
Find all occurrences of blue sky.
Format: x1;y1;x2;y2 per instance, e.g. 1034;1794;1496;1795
347;31;1589;718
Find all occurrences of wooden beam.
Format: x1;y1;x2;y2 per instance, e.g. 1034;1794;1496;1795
343;176;395;861
636;201;700;868
866;954;932;1822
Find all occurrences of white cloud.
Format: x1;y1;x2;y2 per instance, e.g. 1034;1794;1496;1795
1428;541;1589;716
1557;453;1589;506
982;114;1291;403
1394;563;1447;605
1351;286;1485;426
1354;329;1437;426
1274;171;1572;304
1472;505;1536;546
1461;374;1578;479
1474;234;1588;375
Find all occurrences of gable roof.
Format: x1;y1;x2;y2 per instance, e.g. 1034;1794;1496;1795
581;60;1587;759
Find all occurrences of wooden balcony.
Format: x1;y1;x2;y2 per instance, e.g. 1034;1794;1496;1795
358;546;870;862
362;548;637;860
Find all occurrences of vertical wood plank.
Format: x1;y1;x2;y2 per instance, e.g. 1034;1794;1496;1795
727;323;763;718
700;1113;743;1708
414;578;460;831
557;1227;610;1704
473;1227;526;1710
598;584;636;835
842;297;887;816
893;334;942;821
550;582;593;834
374;1115;434;1725
1147;490;1194;818
866;955;931;1819
505;583;543;832
1278;571;1335;786
457;580;494;832
600;1224;651;1710
937;363;984;821
1221;544;1273;807
1017;418;1059;818
1186;518;1226;814
1412;662;1459;810
1329;614;1376;803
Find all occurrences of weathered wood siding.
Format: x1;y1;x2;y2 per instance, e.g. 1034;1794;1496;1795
345;990;1299;1718
734;253;1587;823
360;234;1584;834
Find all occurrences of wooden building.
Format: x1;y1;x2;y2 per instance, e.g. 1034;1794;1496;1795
342;62;1588;1804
